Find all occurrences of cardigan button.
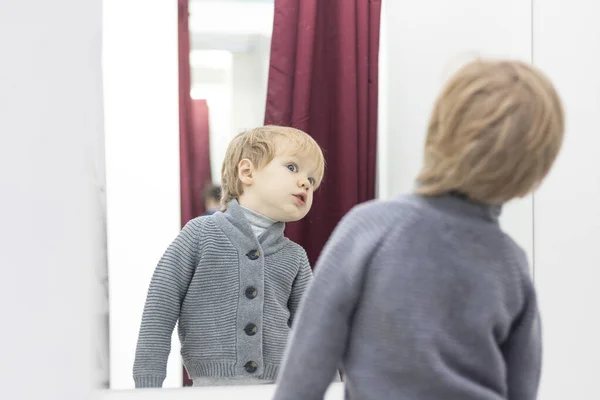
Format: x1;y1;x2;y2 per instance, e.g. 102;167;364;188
244;323;258;336
244;361;258;373
246;250;260;260
245;286;258;299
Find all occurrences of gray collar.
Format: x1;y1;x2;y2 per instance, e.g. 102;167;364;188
212;199;288;256
420;192;502;223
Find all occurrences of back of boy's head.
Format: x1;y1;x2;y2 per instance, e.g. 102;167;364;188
416;59;564;205
220;125;325;209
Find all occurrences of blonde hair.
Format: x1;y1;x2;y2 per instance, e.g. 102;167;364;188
416;59;564;204
220;125;325;208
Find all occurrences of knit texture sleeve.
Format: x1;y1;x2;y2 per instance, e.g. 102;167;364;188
132;218;202;388
287;250;313;327
502;273;542;400
273;201;388;399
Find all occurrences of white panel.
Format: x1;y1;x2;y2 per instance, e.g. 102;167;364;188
103;0;182;390
377;0;534;264
0;0;102;398
533;1;600;398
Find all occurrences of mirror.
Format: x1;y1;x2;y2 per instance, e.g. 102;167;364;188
102;0;536;393
104;0;346;391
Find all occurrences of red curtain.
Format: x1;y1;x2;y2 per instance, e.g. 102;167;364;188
178;0;212;386
265;0;382;266
179;0;212;226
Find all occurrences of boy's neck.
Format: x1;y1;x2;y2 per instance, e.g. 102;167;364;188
239;205;276;239
240;205;276;224
238;194;273;221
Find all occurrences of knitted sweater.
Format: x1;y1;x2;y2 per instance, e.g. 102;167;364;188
274;193;541;400
133;199;312;388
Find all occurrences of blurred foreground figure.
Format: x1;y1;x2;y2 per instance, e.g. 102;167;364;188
274;59;564;400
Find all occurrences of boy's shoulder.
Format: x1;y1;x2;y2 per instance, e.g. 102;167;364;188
280;237;309;261
183;214;216;231
499;231;530;278
179;214;225;243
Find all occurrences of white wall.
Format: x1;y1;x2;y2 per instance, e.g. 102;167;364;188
189;0;274;36
377;0;534;265
191;50;234;184
0;0;102;398
231;47;270;134
103;0;182;390
190;45;270;185
533;1;600;399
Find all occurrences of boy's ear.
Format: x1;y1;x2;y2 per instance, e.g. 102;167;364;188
238;159;255;185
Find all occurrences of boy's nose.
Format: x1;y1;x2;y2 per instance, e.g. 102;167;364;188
297;178;310;189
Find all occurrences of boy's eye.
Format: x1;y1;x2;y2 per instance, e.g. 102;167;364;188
308;177;315;185
287;164;297;172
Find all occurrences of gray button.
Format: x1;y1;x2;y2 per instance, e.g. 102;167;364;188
244;323;257;336
246;250;260;260
244;361;258;373
245;286;258;299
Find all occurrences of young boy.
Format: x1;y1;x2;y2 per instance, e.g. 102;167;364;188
133;126;325;388
273;60;564;399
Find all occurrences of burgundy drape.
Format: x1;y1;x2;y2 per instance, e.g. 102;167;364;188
265;0;382;266
178;0;212;386
181;99;212;221
179;1;212;226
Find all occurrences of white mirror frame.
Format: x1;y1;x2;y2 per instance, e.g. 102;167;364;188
97;384;344;400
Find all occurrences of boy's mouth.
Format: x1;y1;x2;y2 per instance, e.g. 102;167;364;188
293;193;307;206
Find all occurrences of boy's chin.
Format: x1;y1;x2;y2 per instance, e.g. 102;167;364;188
277;208;309;223
281;215;305;223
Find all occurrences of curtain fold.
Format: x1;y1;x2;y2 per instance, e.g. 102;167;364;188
179;2;212;227
178;0;212;386
265;0;382;266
